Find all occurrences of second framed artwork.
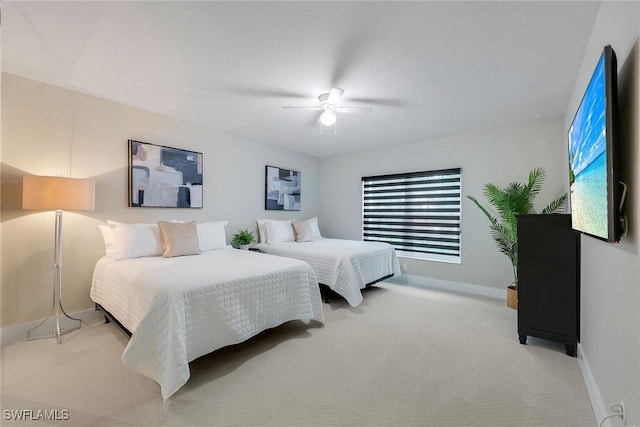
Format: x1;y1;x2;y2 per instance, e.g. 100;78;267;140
128;140;203;208
265;165;301;211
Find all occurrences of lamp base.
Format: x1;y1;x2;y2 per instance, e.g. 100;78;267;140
26;303;83;344
27;318;82;343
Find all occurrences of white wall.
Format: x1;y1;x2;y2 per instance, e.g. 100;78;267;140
318;118;568;291
0;73;320;328
564;3;640;426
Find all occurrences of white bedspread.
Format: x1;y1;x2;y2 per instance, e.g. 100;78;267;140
90;248;323;399
255;239;400;307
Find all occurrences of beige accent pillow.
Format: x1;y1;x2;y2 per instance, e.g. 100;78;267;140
292;219;314;242
157;221;201;258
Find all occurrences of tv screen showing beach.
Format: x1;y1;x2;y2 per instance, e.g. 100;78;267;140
568;53;608;240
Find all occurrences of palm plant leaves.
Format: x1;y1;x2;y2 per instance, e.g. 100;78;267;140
466;167;567;287
467;193;519;282
489;221;518;283
466;194;497;224
541;194;568;214
525;167;545;201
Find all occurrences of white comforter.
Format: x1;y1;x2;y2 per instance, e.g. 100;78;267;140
90;248;323;399
255;239;400;307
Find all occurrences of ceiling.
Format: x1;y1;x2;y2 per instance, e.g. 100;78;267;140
2;1;600;158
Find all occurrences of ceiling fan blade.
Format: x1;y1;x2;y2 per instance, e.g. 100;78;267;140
229;87;308;99
337;106;373;113
330;31;371;88
327;87;344;105
282;106;322;110
347;97;405;107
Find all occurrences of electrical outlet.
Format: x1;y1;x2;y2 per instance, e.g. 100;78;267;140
401;263;408;272
601;401;626;426
616;401;626;425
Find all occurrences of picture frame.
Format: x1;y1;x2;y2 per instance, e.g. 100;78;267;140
265;165;301;211
128;140;203;208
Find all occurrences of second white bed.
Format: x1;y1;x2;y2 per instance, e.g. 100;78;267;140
255;238;400;307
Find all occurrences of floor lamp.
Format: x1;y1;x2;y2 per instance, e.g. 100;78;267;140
22;175;96;344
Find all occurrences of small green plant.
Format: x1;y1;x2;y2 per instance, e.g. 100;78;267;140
231;229;255;247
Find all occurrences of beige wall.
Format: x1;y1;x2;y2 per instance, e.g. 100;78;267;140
318;118;569;290
563;2;640;425
0;73;320;328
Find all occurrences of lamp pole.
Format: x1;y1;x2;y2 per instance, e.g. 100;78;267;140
27;209;83;343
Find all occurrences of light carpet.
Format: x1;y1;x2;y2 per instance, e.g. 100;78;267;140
1;282;596;426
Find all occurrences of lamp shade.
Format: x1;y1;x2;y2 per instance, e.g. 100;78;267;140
22;176;95;211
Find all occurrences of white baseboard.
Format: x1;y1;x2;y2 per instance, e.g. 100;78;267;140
0;308;104;346
577;343;619;427
386;274;506;300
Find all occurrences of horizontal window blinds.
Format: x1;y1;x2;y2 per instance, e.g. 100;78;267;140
362;168;461;261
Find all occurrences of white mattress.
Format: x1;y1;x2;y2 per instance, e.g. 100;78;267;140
255;239;400;307
90;248;323;400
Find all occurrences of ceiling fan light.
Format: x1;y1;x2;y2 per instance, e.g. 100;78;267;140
320;111;336;126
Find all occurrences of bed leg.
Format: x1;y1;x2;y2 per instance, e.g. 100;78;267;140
319;285;330;303
95;303;111;324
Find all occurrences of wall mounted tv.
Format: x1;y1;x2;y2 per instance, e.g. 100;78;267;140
568;45;625;243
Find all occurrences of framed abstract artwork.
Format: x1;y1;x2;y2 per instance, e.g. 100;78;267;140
265;165;300;211
128;140;203;208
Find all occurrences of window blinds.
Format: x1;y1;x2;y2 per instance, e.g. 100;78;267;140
362;168;461;262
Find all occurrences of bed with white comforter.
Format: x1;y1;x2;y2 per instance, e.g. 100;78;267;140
90;248;323;400
255;238;400;307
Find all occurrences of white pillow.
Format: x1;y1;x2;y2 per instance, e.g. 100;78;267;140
197;221;228;251
106;220;164;259
308;217;322;239
264;219;295;244
291;219;314;243
98;225;118;258
256;219;267;243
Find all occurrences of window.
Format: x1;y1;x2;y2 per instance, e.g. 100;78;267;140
362;168;461;263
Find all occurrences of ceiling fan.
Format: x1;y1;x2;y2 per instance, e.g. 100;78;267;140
282;87;372;128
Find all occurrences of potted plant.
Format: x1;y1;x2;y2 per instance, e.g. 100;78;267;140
231;229;255;250
466;167;567;309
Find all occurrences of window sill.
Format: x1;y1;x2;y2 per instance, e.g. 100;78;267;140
396;251;461;264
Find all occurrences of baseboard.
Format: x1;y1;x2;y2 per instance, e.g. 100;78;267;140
386;274;506;300
0;308;104;346
577;343;616;427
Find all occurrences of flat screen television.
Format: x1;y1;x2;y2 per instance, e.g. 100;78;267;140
568;45;623;242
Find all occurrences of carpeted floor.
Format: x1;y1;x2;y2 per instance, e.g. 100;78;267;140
1;282;596;426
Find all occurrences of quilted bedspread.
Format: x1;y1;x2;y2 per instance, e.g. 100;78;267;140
255;239;400;307
90;248;323;399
